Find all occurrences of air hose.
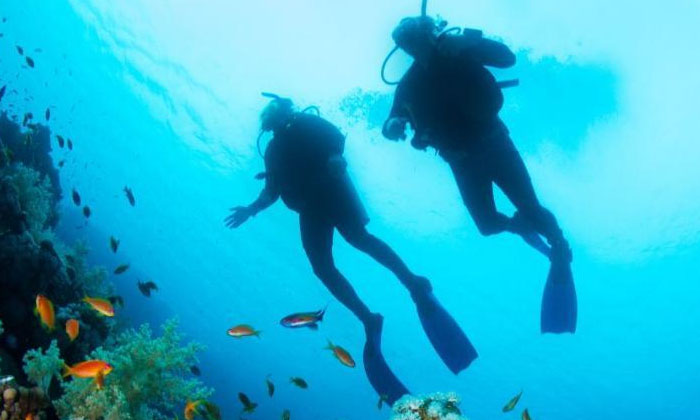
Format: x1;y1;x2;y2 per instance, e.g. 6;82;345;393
301;105;321;116
380;46;402;85
256;131;266;158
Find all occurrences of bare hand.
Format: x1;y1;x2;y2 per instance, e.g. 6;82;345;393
225;206;253;229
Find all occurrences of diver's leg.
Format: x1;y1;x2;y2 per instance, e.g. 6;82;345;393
336;225;430;293
491;141;570;261
449;158;511;236
300;215;409;399
299;212;374;323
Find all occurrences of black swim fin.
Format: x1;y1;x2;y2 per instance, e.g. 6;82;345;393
412;288;478;374
540;258;577;333
363;315;410;405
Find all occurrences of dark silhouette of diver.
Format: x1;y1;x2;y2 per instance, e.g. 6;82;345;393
226;95;477;403
382;16;577;333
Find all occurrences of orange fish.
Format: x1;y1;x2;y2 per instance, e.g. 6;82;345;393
325;340;355;367
522;408;532;420
35;294;55;330
226;324;261;338
63;360;113;379
184;400;202;420
83;297;115;317
66;319;79;341
25;414;35;420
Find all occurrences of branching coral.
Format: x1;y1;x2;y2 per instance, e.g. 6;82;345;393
391;392;469;420
0;163;52;239
22;340;64;395
55;319;212;420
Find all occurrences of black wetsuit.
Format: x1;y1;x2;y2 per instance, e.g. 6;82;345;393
265;113;419;324
384;34;565;246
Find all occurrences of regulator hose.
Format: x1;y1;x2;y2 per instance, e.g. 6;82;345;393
301;105;321;116
256;131;266;158
380;45;402;85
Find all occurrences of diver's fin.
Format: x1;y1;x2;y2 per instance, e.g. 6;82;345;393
540;259;577;334
412;288;478;374
363;314;409;405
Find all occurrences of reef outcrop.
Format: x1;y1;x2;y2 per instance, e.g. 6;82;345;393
1;383;50;420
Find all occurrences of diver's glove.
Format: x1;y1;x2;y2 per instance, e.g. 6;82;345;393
383;117;409;141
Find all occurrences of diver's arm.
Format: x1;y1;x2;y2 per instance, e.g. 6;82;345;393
225;185;279;229
248;185;279;216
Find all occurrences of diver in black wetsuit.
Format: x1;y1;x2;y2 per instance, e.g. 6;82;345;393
227;96;424;329
382;16;577;333
226;96;478;402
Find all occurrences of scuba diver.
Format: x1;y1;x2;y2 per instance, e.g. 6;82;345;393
226;94;477;403
381;10;577;333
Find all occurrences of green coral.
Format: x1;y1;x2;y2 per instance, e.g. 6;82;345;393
391;392;469;420
56;319;212;420
22;340;64;394
0;163;52;238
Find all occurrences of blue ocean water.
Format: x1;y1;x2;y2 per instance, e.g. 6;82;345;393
2;0;700;419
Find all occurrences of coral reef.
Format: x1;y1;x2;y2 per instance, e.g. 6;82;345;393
0;167;112;383
391;392;469;420
63;241;115;298
22;341;63;395
0;114;115;420
0;111;62;220
1;94;215;420
1;383;50;420
0;163;53;239
55;320;211;420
